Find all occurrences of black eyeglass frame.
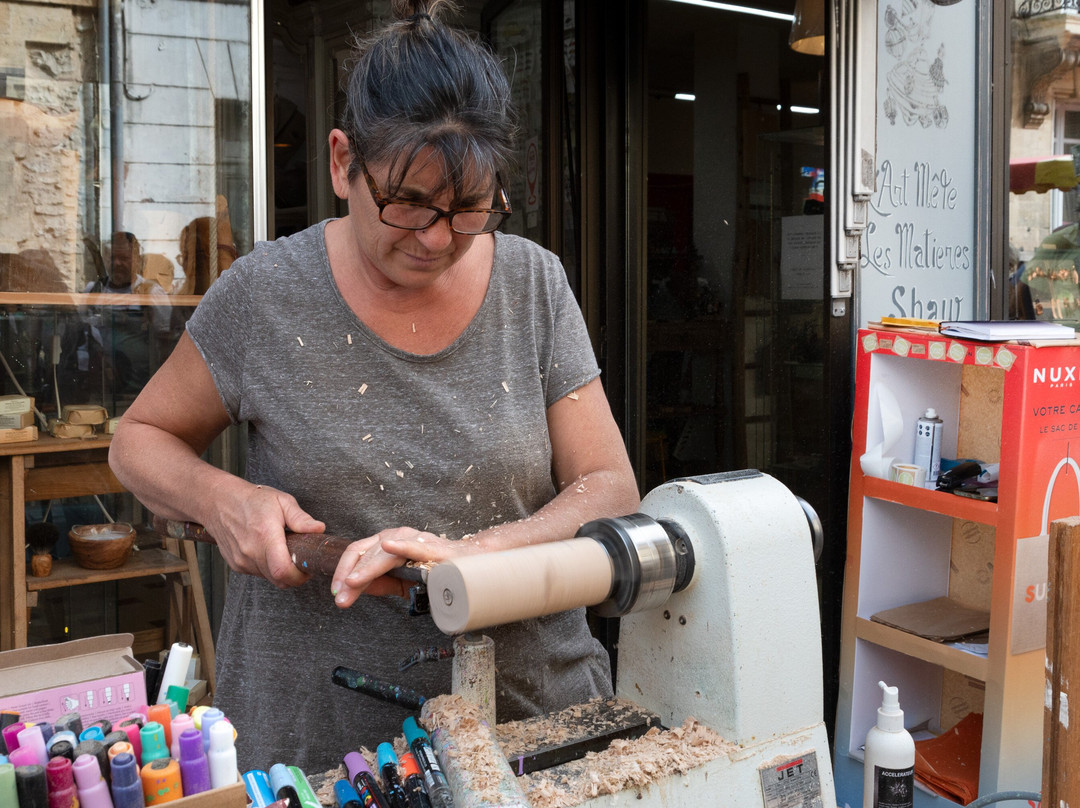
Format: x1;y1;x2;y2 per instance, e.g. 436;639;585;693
357;156;512;235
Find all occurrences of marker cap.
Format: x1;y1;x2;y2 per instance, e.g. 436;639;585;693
45;755;76;792
343;750;373;782
399;752;422;779
376;742;399;771
110;752;140;787
78;726;105;743
333;778;363;808
402;717;429;746
53;713;83;739
268;762;297;797
242;769;276;807
71;752;104;790
16;724;47;767
139;722;169;765
108;741;135;762
13;763;47;808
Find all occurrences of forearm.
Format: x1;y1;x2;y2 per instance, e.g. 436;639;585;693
467;467;641;553
109;419;244;527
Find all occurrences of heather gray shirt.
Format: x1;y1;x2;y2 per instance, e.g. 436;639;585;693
186;221;612;771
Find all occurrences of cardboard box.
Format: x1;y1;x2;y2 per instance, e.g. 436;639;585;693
0;634;246;807
0;634;147;726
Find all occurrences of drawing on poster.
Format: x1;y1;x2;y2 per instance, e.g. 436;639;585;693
882;0;950;129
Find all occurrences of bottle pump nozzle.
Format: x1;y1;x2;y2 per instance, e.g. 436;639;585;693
877;681;905;731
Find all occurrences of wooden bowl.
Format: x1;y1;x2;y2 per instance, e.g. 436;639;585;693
68;523;135;570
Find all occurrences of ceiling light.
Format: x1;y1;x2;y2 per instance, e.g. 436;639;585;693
789;0;826;55
675;93;696;101
667;0;794;22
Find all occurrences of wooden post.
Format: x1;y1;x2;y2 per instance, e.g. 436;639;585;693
1043;515;1080;807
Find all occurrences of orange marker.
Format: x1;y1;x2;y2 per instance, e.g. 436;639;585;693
141;757;183;804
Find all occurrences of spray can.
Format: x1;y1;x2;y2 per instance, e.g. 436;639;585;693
912;408;943;486
863;681;915;808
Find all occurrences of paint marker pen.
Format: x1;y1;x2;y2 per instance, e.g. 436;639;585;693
334;779;364;808
199;708;225;753
169;715;193;760
45;756;78;808
243;769;277;807
140;757;182;804
117;719;142;763
376;743;409;808
46;731;77;762
207;720;237;789
402;718;452;808
287;766;321;808
14;763;48;808
343;751;389;808
7;744;39;768
72;753;113;808
1;723;24;755
0;763;15;806
109;752;144;808
269;762;302;808
16;725;47;767
139;722;169;766
53;713;83;740
146;705;172;747
79;725;106;743
177;729;211;796
71;740;107;784
107;742;134;764
398;753;432;808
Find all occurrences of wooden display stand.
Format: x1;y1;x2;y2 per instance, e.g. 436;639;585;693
835;327;1080;800
0;435;215;696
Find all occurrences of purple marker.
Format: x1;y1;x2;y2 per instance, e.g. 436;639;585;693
109;751;143;808
199;708;225;753
343;751;390;808
178;728;211;796
72;753;112;808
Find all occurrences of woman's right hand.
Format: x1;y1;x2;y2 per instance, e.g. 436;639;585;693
207;482;326;588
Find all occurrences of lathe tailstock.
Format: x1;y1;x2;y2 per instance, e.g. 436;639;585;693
425;470;837;807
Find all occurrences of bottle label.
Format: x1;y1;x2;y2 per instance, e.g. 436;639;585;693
873;765;914;808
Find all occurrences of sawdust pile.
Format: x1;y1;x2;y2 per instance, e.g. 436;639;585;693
496;698;646;755
423;694;528;805
520;718;734;808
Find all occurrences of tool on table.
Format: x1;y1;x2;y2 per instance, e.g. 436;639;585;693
151;516;430;615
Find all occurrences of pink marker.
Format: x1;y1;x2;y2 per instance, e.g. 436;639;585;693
72;752;114;808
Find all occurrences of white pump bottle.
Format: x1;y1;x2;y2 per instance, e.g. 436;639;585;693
863;681;916;808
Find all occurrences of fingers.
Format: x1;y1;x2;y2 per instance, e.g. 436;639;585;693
379;528;457;563
331;536;407;608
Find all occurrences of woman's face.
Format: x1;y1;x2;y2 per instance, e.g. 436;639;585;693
330;131;494;291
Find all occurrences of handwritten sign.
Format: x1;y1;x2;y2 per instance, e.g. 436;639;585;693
860;0;977;324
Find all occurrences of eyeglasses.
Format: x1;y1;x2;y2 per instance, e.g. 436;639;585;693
358;157;512;235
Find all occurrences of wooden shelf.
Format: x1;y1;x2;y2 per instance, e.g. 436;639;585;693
0;293;201;307
862;475;998;525
855;617;989;682
0;435;113;457
26;548;188;591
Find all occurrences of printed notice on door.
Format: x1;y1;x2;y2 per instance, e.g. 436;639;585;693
860;0;977;325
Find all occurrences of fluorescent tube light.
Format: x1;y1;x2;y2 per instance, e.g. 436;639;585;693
675;93;696;101
667;0;795;22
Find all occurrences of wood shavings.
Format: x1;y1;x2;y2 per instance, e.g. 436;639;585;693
566;391;579;400
517;715;733;807
362;434;373;442
412;322;417;332
347;334;353;344
422;695;528;807
466;493;472;504
359;383;368;395
502;381;510;392
405;460;414;469
297;336;304;346
396;470;404;478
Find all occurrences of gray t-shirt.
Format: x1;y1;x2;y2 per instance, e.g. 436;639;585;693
186;221;613;771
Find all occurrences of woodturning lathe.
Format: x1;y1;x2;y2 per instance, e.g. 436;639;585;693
422;469;838;807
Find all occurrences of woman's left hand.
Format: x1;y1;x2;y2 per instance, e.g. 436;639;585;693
330;527;483;607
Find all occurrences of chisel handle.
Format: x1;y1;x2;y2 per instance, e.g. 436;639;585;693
151;516;425;581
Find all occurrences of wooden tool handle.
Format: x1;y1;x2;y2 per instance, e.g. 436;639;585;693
151;516;424;581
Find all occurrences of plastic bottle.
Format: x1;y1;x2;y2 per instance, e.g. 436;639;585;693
913;408;943;486
863;681;915;808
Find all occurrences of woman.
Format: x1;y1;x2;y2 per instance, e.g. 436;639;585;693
109;0;640;772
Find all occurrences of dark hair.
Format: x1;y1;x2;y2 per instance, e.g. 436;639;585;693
340;0;517;204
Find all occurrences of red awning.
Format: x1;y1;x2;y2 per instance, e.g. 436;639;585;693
1010;155;1079;194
